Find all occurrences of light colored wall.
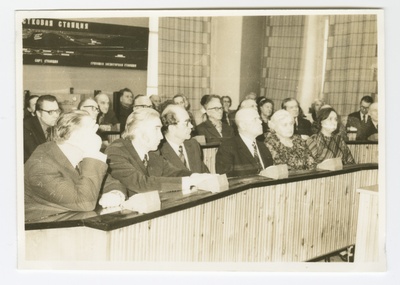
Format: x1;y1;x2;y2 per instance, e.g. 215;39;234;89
23;65;147;96
210;17;243;109
297;15;327;112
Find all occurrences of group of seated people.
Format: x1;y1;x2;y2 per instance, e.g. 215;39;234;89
23;90;379;221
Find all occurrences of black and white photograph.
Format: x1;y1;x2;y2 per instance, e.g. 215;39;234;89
3;2;400;284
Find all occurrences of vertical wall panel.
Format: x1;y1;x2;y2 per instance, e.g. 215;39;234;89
158;17;211;111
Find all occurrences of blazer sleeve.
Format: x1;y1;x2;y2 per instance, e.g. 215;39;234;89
106;146;186;195
215;141;234;176
192;140;210;173
25;157;108;211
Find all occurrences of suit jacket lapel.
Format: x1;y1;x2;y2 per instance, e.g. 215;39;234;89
183;140;194;170
236;136;258;167
123;139;148;174
163;141;186;169
48;142;79;178
257;140;272;168
32;116;47;142
205;120;222;138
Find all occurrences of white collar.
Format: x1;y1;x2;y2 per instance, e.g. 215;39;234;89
131;140;148;161
239;133;264;169
239;133;256;152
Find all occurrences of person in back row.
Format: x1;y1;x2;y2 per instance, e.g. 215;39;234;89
281;97;312;139
195;95;234;143
78;98;99;121
24;95;39;118
99;108;215;208
346;95;374;140
24;94;61;163
95;93;119;130
159;104;209;173
216;108;273;177
116;88;134;133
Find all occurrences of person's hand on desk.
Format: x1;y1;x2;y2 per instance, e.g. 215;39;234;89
99;190;126;208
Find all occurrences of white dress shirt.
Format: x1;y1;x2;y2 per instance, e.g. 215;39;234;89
239;134;265;169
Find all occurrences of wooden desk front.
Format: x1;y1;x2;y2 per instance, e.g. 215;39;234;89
25;164;378;263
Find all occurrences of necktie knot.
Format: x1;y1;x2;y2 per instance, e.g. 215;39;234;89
143;154;149;169
178;145;187;168
252;141;262;172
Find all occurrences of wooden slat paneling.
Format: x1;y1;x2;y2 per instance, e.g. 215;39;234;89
107;169;378;262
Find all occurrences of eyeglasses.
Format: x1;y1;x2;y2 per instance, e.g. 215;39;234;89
207;107;223;112
134;105;153;109
83;106;99;112
39;108;61;116
175;119;192;127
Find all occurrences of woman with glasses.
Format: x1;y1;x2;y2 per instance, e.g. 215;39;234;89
24;110;121;221
195;95;234;143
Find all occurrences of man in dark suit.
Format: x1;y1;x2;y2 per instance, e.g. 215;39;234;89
346;95;374;140
116;88;134;133
195;95;234;143
216;108;274;177
160;104;209;173
364;102;378;141
23;95;60;163
24;95;39;119
281;97;312;138
99;108;215;208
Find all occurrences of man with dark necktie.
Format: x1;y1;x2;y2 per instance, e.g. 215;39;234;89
346;95;374;140
99;108;215;208
215;108;274;177
159;104;209;173
23;95;61;162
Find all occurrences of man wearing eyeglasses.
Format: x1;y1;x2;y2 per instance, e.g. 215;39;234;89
78;98;100;121
23;94;60;162
346;95;374;140
133;94;153;111
159;104;209;173
195;95;234;143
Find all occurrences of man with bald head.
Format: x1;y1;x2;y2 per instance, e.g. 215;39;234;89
149;94;162;112
133;94;153;112
160;104;209;173
94;93;119;131
215;108;273;177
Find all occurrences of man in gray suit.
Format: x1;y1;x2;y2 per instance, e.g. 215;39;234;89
160;104;209;173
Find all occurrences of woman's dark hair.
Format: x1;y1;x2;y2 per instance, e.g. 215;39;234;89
315;107;340;134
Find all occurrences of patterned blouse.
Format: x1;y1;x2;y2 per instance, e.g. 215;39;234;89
306;132;355;165
265;132;317;170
